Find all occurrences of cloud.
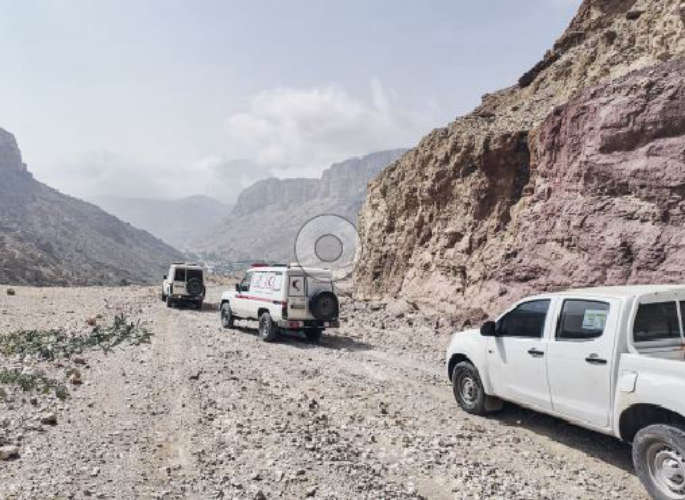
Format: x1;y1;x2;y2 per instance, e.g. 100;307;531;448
221;80;432;177
50;151;166;200
48;80;435;203
192;157;274;201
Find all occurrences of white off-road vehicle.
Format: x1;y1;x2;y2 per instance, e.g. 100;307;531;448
446;285;685;500
161;263;206;309
219;264;340;342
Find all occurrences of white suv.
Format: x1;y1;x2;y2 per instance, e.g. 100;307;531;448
219;264;340;342
162;263;206;309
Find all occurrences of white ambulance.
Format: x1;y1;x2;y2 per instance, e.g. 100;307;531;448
219;264;340;342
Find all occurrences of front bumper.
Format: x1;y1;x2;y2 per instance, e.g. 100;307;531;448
277;319;340;330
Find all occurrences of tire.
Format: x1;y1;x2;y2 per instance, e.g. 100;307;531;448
633;424;685;500
309;291;339;321
258;312;278;342
221;303;234;329
166;295;174;308
306;328;323;343
452;361;489;415
186;278;204;296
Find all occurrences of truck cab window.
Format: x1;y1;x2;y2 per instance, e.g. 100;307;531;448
496;300;550;338
239;274;251;292
557;300;609;340
633;302;681;343
174;268;186;281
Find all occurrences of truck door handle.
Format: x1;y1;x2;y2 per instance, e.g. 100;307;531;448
585;354;607;365
527;348;544;357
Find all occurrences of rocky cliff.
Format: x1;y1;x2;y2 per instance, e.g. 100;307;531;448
355;0;685;323
0;128;184;285
195;149;406;262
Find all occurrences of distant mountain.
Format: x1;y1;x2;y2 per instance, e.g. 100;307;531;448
92;195;230;250
0;128;184;286
193;149;407;263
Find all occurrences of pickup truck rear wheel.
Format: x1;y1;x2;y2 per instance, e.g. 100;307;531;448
633;424;685;500
258;312;278;342
452;361;490;415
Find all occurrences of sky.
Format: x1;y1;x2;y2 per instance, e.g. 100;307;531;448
0;0;582;204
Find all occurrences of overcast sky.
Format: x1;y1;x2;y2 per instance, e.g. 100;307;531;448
0;0;581;203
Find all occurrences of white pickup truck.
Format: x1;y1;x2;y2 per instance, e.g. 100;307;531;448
446;285;685;500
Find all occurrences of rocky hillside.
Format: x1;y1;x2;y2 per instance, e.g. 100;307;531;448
355;0;685;323
92;195;229;250
195;149;406;262
0;128;184;285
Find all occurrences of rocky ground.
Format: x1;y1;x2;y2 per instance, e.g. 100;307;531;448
0;285;646;499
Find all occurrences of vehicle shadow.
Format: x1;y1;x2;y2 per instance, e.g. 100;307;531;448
291;332;374;352
489;403;634;474
224;321;374;352
199;301;219;312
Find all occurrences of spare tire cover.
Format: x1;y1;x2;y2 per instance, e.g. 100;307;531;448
186;277;204;295
309;291;339;321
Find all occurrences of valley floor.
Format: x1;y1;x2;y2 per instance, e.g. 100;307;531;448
0;286;646;499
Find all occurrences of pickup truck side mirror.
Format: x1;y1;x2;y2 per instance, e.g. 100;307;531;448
480;321;497;337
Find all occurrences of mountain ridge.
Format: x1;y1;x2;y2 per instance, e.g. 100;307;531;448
194;149;407;262
92;194;230;250
0;128;184;286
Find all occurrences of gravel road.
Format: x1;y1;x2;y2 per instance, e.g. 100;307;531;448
0;285;647;499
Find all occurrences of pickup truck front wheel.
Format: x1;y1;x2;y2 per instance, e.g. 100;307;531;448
452;361;496;416
633;424;685;500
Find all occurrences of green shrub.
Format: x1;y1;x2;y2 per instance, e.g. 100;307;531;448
0;314;152;360
0;369;69;400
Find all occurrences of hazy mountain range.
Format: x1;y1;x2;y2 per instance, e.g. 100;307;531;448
0;128;184;285
91;195;230;251
192;149;407;263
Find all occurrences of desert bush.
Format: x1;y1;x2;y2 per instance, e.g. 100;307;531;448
0;369;69;400
0;314;152;361
6;288;15;296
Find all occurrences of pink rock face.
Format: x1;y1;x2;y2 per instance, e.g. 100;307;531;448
356;62;685;325
354;0;685;325
505;59;685;300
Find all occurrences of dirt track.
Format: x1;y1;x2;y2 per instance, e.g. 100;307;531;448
1;285;646;499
